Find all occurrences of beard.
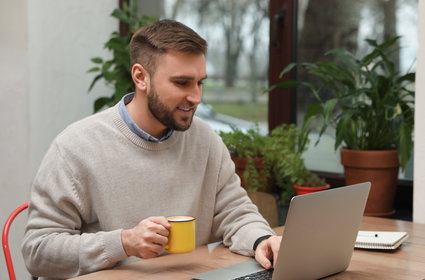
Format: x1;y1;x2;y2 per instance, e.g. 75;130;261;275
147;85;195;131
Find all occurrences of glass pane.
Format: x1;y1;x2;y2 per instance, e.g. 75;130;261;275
296;0;417;179
162;0;270;134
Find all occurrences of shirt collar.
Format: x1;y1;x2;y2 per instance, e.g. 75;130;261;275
118;92;174;142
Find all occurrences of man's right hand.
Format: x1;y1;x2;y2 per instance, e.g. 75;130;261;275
121;216;171;259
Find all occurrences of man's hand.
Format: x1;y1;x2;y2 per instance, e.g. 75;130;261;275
254;235;282;269
121;216;171;259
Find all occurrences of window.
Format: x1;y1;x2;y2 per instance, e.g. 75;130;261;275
295;0;417;179
139;0;417;179
161;0;270;134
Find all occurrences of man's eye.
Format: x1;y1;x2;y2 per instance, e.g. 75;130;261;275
175;81;188;86
198;81;204;86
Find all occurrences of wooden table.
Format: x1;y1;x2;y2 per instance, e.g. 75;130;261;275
70;216;425;280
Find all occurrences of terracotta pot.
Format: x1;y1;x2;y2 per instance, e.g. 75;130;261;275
293;184;331;196
231;156;275;192
340;148;399;217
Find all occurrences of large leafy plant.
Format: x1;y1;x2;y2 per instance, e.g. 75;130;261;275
271;36;415;169
88;0;157;112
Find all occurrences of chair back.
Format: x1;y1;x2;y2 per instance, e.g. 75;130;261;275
2;202;29;280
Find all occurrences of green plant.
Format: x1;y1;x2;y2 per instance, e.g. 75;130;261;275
88;0;157;112
219;126;270;192
296;172;326;187
271;36;415;170
265;124;326;205
220;123;326;205
219;126;266;159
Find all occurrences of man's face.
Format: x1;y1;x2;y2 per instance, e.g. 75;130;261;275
147;51;207;131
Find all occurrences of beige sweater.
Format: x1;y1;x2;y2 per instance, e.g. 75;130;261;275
21;104;274;279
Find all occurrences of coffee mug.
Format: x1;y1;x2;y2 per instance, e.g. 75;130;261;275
165;216;196;254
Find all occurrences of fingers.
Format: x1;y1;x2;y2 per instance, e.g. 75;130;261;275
149;216;172;230
142;225;169;246
145;217;171;240
254;236;282;269
270;236;281;267
255;250;272;269
121;216;171;259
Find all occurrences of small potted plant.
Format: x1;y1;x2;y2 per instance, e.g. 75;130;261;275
270;36;415;216
220;123;328;226
265;124;328;205
293;172;329;196
219;126;271;192
220;126;282;226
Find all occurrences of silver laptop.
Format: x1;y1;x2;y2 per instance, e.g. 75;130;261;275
192;182;371;280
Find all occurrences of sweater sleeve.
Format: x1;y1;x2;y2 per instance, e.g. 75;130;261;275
211;138;276;257
21;142;128;279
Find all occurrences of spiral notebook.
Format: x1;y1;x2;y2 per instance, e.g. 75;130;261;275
355;231;408;250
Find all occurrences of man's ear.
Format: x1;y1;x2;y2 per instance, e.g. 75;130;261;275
131;63;150;93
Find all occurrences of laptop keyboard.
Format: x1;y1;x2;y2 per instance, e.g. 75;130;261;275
233;269;273;280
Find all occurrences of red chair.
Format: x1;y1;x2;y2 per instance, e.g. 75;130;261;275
2;202;29;280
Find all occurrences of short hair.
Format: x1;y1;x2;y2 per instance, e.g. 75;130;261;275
130;19;207;75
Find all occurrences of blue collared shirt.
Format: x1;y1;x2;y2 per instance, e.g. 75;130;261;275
118;93;173;142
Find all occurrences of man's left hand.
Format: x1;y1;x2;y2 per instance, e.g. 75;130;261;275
254;235;282;269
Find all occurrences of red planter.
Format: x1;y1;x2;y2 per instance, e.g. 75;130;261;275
293;184;331;195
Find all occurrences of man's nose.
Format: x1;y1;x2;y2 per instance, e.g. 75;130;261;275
187;86;202;105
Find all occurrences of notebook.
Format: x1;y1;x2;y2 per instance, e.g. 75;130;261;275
355;231;408;250
192;182;371;280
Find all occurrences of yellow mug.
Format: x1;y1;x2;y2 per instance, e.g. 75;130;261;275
165;216;196;254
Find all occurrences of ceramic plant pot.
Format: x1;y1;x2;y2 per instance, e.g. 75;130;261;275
231;156;276;193
293;184;330;196
340;148;399;217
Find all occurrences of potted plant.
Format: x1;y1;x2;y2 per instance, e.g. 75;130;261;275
219;126;283;226
271;36;415;216
265;124;328;204
219;126;271;192
293;173;330;196
220;123;329;226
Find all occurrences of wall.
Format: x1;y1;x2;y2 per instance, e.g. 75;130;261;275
0;0;30;279
28;0;118;175
414;0;425;224
0;1;117;279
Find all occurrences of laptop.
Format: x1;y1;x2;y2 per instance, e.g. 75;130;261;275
192;182;371;280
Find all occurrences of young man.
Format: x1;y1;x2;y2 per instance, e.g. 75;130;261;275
22;19;281;279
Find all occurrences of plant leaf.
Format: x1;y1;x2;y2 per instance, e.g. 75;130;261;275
87;67;100;73
94;96;114;112
90;57;103;64
88;74;103;92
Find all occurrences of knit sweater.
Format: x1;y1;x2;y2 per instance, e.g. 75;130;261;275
21;104;274;279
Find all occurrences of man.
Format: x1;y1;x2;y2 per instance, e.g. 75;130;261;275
22;19;281;279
